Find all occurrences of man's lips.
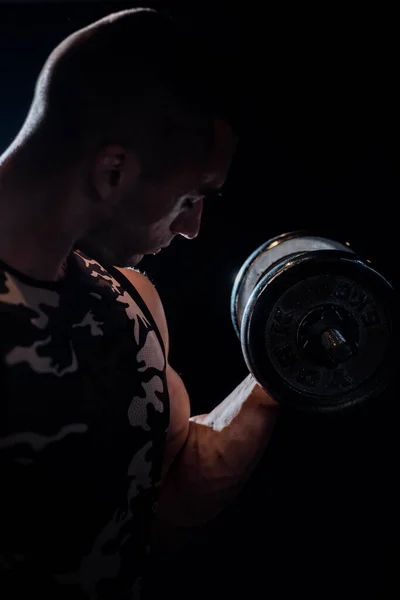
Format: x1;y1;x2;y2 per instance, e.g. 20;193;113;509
149;242;172;255
145;247;162;256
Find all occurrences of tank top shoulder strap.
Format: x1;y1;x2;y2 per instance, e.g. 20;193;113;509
97;264;166;359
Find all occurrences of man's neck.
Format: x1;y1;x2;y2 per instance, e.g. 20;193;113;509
0;223;74;282
0;138;87;281
0;186;80;282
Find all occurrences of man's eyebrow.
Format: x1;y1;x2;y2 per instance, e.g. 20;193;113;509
197;184;224;197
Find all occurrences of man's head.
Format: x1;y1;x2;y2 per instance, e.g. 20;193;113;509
3;7;237;268
76;117;236;267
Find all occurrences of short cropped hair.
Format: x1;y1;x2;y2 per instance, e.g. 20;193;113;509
29;8;225;180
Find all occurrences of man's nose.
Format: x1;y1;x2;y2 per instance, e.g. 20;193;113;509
171;199;204;239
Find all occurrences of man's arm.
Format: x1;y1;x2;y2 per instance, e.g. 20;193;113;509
117;268;280;527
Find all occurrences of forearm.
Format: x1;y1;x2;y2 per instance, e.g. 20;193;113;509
156;374;280;527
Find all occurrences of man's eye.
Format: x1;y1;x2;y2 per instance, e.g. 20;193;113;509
182;190;222;210
183;198;197;210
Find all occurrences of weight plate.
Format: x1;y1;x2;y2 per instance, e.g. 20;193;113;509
241;251;393;412
231;231;353;339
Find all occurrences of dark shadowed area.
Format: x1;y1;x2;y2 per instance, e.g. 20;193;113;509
0;2;398;598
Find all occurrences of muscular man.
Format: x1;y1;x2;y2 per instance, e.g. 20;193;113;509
0;8;279;599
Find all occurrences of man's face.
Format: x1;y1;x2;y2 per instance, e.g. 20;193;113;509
78;120;237;267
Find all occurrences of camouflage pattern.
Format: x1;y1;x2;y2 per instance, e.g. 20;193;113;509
0;250;170;599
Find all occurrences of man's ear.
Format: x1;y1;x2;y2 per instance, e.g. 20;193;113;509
92;144;141;203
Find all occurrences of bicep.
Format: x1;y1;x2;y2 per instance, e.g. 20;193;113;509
161;364;190;480
116;268;191;473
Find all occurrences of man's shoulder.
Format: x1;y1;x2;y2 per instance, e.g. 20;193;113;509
115;267;169;354
115;267;159;301
71;252;169;352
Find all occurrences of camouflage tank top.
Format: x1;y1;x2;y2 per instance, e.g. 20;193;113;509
0;249;170;599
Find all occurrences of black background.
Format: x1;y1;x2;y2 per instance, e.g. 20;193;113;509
0;2;398;598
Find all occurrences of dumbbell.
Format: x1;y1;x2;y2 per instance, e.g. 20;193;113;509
231;231;394;412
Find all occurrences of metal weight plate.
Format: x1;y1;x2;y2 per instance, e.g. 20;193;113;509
241;251;394;412
231;231;353;339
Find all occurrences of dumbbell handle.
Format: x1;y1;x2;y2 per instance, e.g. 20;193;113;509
320;328;354;364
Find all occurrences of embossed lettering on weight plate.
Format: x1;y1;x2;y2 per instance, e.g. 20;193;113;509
327;369;353;389
271;306;297;372
296;367;353;391
304;278;330;297
296;368;321;387
270;306;294;335
334;281;380;326
274;344;297;370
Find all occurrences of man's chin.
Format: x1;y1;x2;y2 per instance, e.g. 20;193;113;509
131;254;144;267
75;239;145;269
116;254;144;269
